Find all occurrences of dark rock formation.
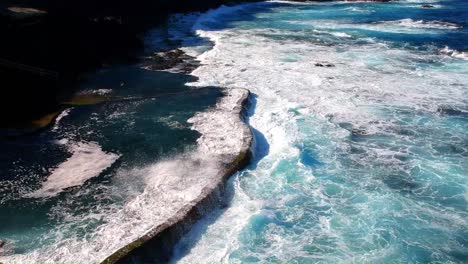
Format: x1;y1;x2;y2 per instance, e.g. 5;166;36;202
437;106;467;117
143;49;200;74
100;89;253;264
0;4;142;127
0;0;260;129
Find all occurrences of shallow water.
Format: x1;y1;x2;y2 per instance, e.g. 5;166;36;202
169;0;468;263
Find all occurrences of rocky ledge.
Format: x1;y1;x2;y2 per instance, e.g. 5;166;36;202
101;88;253;264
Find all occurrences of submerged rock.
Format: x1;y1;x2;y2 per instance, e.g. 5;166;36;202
437;106;467;117
0;239;13;256
351;128;369;136
421;4;435;8
315;62;335;67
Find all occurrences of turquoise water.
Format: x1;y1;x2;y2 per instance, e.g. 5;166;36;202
1;0;467;263
170;0;468;263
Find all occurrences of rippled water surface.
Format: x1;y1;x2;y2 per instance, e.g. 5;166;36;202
0;67;225;262
170;0;468;263
0;0;467;263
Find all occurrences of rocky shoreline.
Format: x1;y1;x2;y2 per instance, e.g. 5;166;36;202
101;88;254;264
0;0;392;130
0;0;260;129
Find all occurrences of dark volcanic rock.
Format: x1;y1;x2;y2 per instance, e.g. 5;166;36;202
143;49;200;74
421;4;435;8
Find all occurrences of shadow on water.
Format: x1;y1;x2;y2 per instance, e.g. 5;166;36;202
0;2;292;260
167;94;271;263
246;94;270;164
298;146;322;169
167;1;468;263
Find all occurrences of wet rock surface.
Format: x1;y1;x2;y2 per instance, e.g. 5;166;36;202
142;49;200;74
101;89;253;264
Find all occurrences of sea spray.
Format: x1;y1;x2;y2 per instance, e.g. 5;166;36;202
102;88;253;264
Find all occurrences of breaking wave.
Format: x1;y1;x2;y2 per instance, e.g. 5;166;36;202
169;1;468;263
0;87;251;263
440;46;468;60
376;19;461;30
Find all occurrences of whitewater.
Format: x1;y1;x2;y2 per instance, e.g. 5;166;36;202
0;0;467;263
170;0;468;263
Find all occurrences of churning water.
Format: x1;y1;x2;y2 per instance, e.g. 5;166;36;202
170;0;468;263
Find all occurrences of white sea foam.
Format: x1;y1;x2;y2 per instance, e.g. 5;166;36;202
1;87;250;263
52;108;73;131
377;19;461;30
188;88;250;156
344;6;374;13
167;2;468;263
79;89;113;95
4;1;466;263
286;18;459;35
26;142;120;198
158;116;186;129
440;46;468;60
93;89;113;95
172;175;262;263
330;31;352;38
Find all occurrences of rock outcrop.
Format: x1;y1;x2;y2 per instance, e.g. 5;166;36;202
101;88;253;264
0;0;259;128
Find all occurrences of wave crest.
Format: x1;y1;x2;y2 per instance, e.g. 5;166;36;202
377;18;461;29
440;46;468;60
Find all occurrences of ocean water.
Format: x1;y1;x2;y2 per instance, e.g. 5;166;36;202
169;0;468;263
0;66;227;262
0;0;467;263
